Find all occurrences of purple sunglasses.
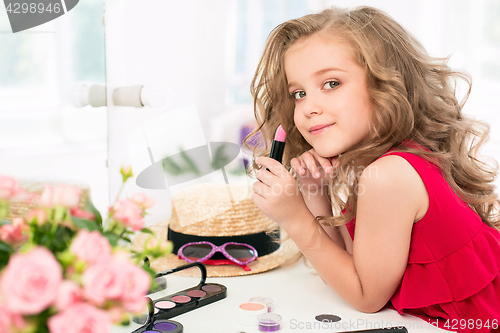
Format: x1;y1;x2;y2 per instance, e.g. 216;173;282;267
177;241;258;266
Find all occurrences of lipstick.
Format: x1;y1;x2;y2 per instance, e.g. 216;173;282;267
269;125;286;164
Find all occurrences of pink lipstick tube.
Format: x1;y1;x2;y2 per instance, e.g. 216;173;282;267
269;125;286;164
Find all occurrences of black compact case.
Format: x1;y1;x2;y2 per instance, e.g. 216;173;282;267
132;262;227;332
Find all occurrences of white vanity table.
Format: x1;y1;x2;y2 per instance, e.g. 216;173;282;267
112;258;449;333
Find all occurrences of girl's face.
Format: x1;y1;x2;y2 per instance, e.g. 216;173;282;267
285;33;374;158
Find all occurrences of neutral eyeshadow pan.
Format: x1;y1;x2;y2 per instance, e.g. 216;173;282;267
315;314;341;323
202;284;221;292
186;290;206;297
171;295;191;303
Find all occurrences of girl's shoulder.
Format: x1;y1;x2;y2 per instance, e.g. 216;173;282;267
362;152;429;193
359;152;429;223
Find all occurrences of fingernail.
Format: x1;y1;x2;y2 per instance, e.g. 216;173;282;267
315;172;321;178
325;167;332;173
300;168;306;175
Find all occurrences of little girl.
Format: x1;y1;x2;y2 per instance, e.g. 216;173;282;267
247;6;500;332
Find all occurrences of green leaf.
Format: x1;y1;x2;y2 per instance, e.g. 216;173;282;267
0;252;10;270
143;264;156;279
0;241;14;253
72;217;100;231
143;257;151;268
85;198;103;226
103;231;119;246
140;227;154;235
121;236;131;243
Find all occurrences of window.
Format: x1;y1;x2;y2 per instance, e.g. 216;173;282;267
0;0;106;150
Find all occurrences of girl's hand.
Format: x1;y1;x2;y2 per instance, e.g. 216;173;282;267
290;149;339;193
252;157;313;227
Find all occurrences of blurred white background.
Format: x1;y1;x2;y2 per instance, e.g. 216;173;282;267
0;0;499;223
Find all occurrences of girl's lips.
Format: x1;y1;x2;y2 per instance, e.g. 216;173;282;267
310;124;334;135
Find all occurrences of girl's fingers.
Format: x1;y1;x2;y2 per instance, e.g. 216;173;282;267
292;150;338;179
290;158;306;176
304;150;331;178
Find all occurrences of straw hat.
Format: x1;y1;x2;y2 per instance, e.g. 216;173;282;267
132;183;301;277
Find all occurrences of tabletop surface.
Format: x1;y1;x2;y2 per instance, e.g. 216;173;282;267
112;258;450;333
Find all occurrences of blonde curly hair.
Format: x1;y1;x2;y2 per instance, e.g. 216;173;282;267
244;6;500;231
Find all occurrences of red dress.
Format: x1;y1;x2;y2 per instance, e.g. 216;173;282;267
346;151;500;332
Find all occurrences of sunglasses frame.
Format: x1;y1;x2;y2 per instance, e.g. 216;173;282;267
177;241;258;266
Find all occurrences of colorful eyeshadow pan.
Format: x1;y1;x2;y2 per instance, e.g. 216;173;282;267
154;322;178;331
258;313;282;332
237;302;268;326
133;319;183;333
240;302;266;311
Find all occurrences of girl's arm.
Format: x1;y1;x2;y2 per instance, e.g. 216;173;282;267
300;186;348;251
290;151;351;252
253;155;428;313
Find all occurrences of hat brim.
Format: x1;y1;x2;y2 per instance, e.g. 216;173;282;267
132;220;301;277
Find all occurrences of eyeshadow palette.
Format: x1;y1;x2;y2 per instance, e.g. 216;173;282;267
153;281;227;320
132;262;226;332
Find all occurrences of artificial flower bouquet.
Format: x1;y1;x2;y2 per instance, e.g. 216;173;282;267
0;166;172;333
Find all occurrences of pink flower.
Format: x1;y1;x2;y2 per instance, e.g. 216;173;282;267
0;247;62;314
121;261;151;313
144;235;173;257
0;219;28;247
55;280;82;312
48;303;111;333
131;193;155;209
0;176;21;200
0;176;28;201
111;199;144;231
70;206;95;221
70;230;111;264
82;258;126;306
0;304;13;333
40;185;81;208
0;303;25;333
25;209;48;226
82;256;150;312
11;217;28;232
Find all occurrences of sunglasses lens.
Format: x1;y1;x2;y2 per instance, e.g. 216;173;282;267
225;244;256;261
182;243;212;261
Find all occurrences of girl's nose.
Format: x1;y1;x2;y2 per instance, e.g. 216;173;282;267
302;98;323;117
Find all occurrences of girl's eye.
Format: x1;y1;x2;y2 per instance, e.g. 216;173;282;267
323;81;339;90
292;91;306;100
